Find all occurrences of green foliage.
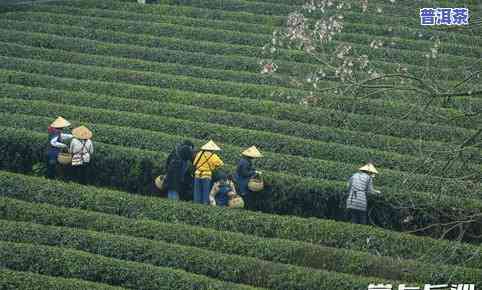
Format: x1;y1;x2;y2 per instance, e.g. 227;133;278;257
2;70;479;161
152;0;480;39
0;219;397;289
2;9;480;102
2;197;481;286
30;2;482;59
1;10;480;104
0;240;258;290
0;55;477;144
1;170;482;255
0;0;481;288
0;38;478;129
9;5;482;67
0;105;479;198
0;267;126;290
1;125;481;237
85;0;480;44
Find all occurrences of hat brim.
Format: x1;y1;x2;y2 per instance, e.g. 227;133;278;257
72;127;93;140
242;146;262;158
50;117;71;128
242;152;263;158
73;132;93;139
359;164;378;174
201;141;221;151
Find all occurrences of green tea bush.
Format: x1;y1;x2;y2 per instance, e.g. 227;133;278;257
1;197;481;285
0;268;126;290
0;219;397;290
0;55;475;144
1;170;481;247
0;241;259;290
0;108;478;197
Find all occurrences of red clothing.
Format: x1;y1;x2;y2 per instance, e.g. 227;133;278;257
48;126;60;135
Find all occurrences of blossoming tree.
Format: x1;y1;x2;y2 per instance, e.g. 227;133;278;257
261;0;481;241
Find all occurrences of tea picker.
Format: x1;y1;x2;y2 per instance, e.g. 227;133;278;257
209;172;239;207
47;116;73;179
346;163;382;225
163;142;193;200
193;140;224;205
234;146;264;208
70;126;94;184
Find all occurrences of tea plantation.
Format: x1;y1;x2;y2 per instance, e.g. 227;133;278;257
0;0;481;289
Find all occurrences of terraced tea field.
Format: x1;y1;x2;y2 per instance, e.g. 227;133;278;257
0;0;481;289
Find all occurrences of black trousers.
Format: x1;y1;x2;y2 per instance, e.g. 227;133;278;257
47;161;56;179
348;209;367;225
72;163;90;184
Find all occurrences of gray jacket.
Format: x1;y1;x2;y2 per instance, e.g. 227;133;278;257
346;172;379;212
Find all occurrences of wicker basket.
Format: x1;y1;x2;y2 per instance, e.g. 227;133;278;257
248;178;264;192
154;175;164;190
228;196;245;209
57;153;72;165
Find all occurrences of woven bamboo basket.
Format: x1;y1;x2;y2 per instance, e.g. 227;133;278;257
228;196;245;209
154;175;164;190
57;153;72;165
248;177;264;192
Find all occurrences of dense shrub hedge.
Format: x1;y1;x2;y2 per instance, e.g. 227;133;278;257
1;169;481;249
1;16;479;100
22;4;482;61
61;0;478;47
0;55;476;144
150;0;480;39
239;0;482;38
1;197;481;285
0;106;478;197
6;15;472;103
0;219;399;289
3;11;477;73
2;91;479;183
1;125;481;236
2;27;472;114
0;2;480;288
0;18;320;77
0;241;258;290
0;31;297;87
2;69;479;161
2;16;478;105
0;267;126;290
3;81;480;165
0;39;477;131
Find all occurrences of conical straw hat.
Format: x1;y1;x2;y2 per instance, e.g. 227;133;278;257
359;163;379;174
72;126;93;140
201;140;221;151
242;146;262;158
50;116;71;128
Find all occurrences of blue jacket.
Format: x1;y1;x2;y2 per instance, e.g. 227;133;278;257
165;145;192;191
234;157;255;195
47;131;62;160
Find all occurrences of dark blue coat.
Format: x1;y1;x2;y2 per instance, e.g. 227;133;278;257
234;157;255;195
47;130;62;161
165;145;192;192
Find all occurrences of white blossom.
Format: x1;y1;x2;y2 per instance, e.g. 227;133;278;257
360;0;368;12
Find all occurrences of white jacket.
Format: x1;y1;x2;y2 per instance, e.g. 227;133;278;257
50;133;72;149
70;138;94;165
